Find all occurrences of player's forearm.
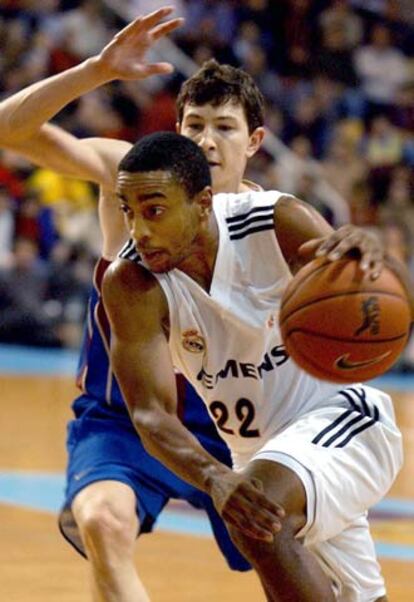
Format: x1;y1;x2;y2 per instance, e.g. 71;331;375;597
131;404;231;494
0;57;110;142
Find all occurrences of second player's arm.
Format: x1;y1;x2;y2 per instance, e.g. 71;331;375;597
102;259;284;541
0;8;182;186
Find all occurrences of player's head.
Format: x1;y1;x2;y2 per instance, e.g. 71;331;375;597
176;59;265;193
117;131;212;273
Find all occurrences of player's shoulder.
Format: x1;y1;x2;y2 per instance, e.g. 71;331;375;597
213;189;292;222
103;255;161;310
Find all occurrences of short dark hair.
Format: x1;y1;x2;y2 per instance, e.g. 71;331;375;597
176;59;265;134
118;132;211;199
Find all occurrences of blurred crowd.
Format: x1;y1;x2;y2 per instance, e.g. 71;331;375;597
0;0;413;369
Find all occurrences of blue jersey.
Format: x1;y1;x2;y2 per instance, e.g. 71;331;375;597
75;257;224;440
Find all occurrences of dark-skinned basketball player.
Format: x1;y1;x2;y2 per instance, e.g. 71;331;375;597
0;8;412;601
102;130;412;601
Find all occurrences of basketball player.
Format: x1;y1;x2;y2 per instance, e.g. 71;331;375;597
0;8;410;601
102;131;411;601
0;8;266;601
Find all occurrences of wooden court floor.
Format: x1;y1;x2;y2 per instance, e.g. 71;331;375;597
1;374;413;601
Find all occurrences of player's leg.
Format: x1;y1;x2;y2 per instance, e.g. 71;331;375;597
226;459;336;601
309;513;389;602
59;404;162;602
72;480;149;602
230;385;402;601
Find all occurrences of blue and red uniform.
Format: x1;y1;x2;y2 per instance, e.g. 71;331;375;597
59;257;250;571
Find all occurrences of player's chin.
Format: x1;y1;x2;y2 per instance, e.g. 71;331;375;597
144;254;175;273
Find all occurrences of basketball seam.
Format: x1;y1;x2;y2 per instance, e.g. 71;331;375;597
284;328;408;344
280;290;408;327
282;261;329;307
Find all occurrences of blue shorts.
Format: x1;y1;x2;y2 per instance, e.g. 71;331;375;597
58;394;250;572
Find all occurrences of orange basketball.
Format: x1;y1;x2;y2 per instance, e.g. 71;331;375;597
279;257;411;383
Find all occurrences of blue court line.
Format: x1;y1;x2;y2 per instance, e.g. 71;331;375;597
0;345;413;391
0;345;78;376
1;471;414;561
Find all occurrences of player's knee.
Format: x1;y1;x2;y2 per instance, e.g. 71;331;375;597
74;493;137;553
227;515;299;563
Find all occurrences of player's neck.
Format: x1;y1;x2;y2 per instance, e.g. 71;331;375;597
175;212;219;292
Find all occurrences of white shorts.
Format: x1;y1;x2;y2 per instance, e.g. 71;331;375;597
234;385;403;601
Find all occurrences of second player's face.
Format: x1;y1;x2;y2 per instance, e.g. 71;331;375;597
179;101;262;193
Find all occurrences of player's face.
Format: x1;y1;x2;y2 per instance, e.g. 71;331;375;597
117;170;209;273
178;101;264;193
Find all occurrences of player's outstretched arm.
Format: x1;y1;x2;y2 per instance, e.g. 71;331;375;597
0;7;183;186
102;258;285;542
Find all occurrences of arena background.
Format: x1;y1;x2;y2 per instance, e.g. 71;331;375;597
0;1;413;600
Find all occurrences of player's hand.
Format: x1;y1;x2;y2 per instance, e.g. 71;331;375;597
211;472;285;542
299;225;384;280
95;7;184;82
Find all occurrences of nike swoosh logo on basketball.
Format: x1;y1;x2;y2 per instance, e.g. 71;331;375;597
335;351;392;370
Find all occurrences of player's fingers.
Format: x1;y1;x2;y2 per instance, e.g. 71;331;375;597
298;238;324;258
367;253;384;280
325;234;362;260
113;16;143;41
223;508;276;542
138;62;174;77
315;232;343;257
151;17;184;39
140;6;174;30
230;496;283;533
249;479;285;518
236;517;276;542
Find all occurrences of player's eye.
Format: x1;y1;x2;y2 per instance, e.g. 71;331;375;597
120;203;132;216
146;206;165;218
186;123;203;132
218;124;233;131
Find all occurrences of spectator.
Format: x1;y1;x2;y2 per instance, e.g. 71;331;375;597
353;23;409;116
283;94;329;158
51;0;110;61
322;130;368;200
14;190;59;259
276;135;316;193
363;114;405;202
0;237;61;347
319;0;364;50
312;24;360;87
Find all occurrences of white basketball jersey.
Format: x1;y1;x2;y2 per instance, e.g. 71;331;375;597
147;190;344;455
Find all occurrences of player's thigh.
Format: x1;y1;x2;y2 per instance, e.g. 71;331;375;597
242;458;308;535
72;480;139;537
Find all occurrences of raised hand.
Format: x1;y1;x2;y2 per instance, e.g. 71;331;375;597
299;225;385;280
211;472;285;542
95;7;184;82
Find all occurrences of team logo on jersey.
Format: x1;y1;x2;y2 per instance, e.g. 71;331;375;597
181;329;206;353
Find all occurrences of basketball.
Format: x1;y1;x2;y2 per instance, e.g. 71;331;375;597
279;258;411;383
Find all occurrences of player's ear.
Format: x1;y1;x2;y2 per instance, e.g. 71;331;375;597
246;126;265;158
175;121;181;134
195;186;213;220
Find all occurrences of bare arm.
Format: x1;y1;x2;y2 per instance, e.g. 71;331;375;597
0;8;183;186
274;195;333;274
275;195;414;319
102;259;285;541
